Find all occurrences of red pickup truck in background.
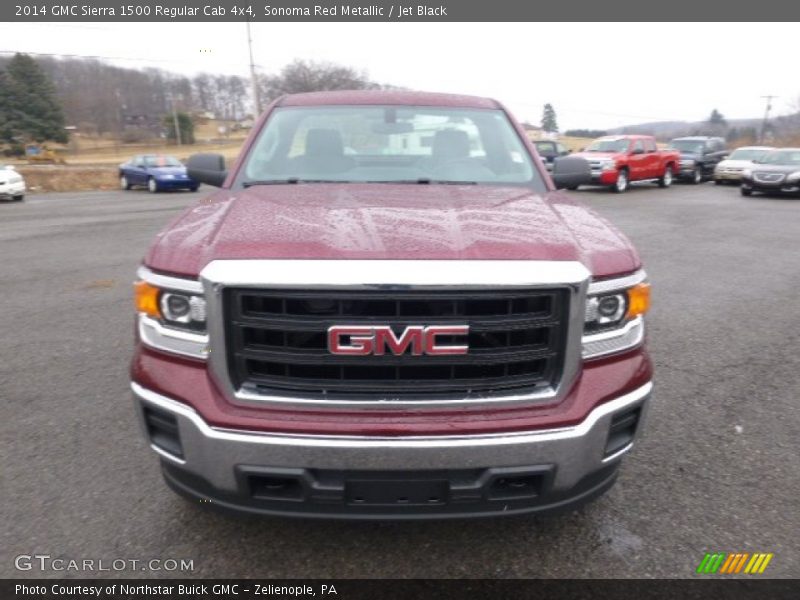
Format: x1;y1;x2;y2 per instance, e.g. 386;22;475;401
572;135;680;193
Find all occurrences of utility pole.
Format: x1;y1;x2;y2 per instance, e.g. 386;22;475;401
247;21;261;117
169;92;182;146
759;95;777;144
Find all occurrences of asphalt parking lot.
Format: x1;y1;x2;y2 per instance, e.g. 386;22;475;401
1;182;798;579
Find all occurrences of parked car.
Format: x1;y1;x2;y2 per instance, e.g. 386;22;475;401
119;155;198;193
571;135;680;192
532;140;570;171
0;164;26;201
667;136;728;184
740;148;800;197
713;146;774;184
131;90;654;519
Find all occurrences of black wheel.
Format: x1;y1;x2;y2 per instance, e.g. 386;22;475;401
740;187;752;197
714;179;722;185
691;167;703;184
147;177;159;193
13;194;24;202
611;169;629;193
658;165;673;188
566;185;579;191
119;175;131;190
189;186;199;192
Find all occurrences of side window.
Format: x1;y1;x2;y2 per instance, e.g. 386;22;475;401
644;139;657;153
557;143;568;155
633;140;645;153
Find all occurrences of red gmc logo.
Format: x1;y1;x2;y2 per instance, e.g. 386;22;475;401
327;325;469;356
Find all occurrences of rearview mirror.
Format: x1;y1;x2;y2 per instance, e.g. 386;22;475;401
551;156;591;190
187;153;227;187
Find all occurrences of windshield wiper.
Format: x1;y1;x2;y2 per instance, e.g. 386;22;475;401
242;178;355;187
242;178;299;187
366;178;478;185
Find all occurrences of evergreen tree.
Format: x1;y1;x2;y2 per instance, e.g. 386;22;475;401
163;112;195;144
0;53;68;144
708;109;727;128
541;103;559;133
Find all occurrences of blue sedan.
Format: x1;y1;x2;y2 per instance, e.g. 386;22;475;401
119;154;199;193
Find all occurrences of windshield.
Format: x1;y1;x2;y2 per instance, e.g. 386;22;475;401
669;140;705;154
534;142;556;154
759;150;800;166
728;148;771;161
584;139;630;153
144;155;182;167
238;105;541;187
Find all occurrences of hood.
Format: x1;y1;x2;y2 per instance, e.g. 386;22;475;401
150;166;187;176
718;159;755;168
145;184;640;279
751;164;799;175
678;152;701;160
572;151;620;161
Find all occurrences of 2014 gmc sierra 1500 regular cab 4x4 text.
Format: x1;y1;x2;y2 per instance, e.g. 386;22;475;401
130;91;653;519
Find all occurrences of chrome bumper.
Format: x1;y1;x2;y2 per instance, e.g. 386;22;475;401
132;380;652;496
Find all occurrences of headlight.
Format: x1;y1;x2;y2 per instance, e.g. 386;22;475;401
585;283;650;331
134;274;209;359
787;171;800;182
135;281;206;330
600;159;616;171
583;273;650;359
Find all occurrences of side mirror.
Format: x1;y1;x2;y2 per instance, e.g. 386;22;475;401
187;153;227;187
551;156;591;190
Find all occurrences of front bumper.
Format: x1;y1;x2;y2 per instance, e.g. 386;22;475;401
714;170;744;182
156;178;196;190
0;181;25;199
132;380;652;519
741;180;800;195
590;170;618;185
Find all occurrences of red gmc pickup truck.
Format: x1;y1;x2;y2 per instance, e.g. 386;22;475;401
572;135;680;192
131;91;653;519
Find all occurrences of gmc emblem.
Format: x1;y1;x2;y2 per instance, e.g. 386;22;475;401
328;325;469;356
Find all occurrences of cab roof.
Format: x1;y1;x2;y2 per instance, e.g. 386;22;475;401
277;90;502;109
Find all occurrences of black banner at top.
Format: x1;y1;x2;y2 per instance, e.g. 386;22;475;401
3;0;800;22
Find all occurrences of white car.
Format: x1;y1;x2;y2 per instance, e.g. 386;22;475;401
0;164;26;201
714;146;774;185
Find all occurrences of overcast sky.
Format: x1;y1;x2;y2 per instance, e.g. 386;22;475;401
2;22;798;129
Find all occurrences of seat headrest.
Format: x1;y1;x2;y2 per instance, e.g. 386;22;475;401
306;128;345;157
432;129;470;161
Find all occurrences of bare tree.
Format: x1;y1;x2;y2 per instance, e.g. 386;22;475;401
257;59;378;105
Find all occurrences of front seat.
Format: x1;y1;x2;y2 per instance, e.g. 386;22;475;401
430;129;471;164
292;128;355;175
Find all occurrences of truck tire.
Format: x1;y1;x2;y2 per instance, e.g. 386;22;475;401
611;169;628;193
691;167;703;184
658;165;673;188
